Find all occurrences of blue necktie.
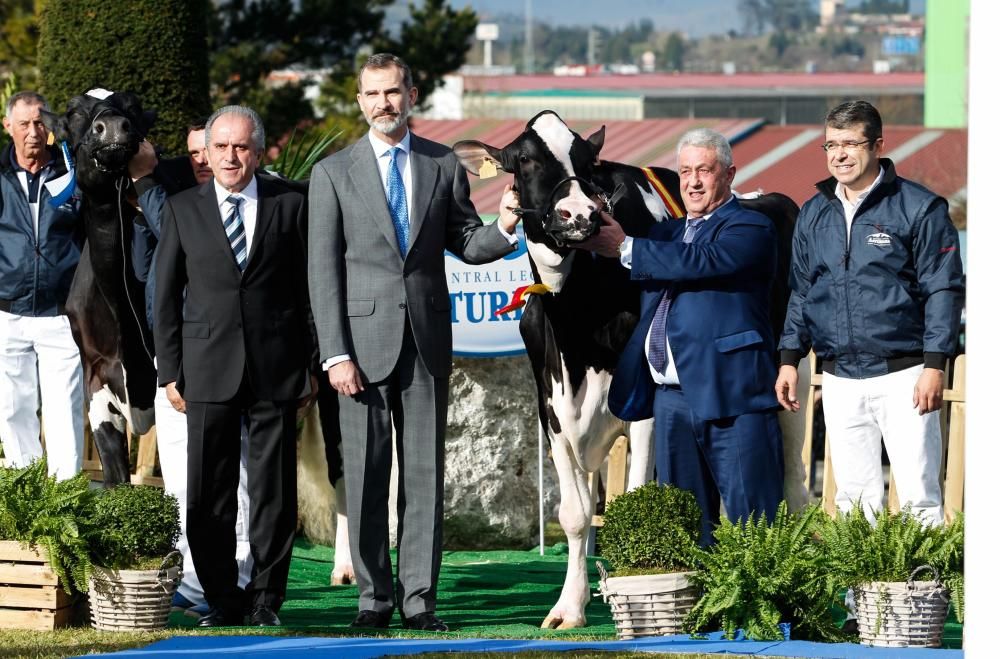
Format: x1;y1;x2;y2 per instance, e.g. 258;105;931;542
385;147;409;258
647;218;706;373
224;195;247;272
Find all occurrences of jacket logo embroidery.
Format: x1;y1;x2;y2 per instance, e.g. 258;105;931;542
866;232;892;247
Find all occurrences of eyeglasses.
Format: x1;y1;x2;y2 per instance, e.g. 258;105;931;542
821;139;876;153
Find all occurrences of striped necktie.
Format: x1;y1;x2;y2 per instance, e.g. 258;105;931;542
647;218;706;373
385;146;409;258
224;195;248;272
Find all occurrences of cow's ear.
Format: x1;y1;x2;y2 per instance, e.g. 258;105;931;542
453;140;510;176
586;125;606;162
40;109;71;144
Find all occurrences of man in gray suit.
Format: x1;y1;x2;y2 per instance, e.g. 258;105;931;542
307;53;520;632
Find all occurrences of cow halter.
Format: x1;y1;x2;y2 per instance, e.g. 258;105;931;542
511;175;627;248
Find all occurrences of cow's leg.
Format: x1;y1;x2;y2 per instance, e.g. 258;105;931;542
331;476;355;585
542;434;594;630
88;386;130;486
778;359;812;512
625;418;655;490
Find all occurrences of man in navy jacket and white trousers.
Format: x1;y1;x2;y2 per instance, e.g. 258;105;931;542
579;127;784;545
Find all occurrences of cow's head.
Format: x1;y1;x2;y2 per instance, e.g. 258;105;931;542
455;111;606;251
42;90;155;191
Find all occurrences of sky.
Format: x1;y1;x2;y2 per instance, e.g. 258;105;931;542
423;0;927;37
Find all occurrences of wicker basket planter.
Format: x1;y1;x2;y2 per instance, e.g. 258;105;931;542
88;552;182;631
855;566;950;648
597;561;699;639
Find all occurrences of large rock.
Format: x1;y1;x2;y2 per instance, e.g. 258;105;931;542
297;355;560;550
443;356;559;548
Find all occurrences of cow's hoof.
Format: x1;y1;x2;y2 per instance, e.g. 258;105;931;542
330;568;355;586
541;613;586;630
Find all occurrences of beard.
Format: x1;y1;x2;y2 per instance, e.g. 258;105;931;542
366;107;409;134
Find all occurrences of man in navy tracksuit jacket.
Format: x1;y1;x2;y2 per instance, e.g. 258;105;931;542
775;101;964;525
0;91;84;479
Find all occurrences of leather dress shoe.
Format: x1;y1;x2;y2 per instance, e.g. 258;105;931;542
196;606;244;627
350;609;392;629
248;604;281;626
402;611;449;632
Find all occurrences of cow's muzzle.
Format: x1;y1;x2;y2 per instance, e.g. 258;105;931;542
513;176;613;248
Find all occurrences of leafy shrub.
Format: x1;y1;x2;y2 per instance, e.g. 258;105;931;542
91;484;179;569
37;0;211;155
820;504;964;621
686;503;844;642
0;459;97;593
598;481;701;575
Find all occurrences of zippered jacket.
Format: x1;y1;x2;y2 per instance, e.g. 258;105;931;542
779;158;965;378
0;144;82;316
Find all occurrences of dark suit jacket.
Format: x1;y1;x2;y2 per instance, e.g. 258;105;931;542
154;174;315;403
609;198;780;422
307;133;516;383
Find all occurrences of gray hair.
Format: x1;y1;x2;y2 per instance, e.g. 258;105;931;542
358;52;414;92
4;91;48;118
677;127;733;169
205;105;265;152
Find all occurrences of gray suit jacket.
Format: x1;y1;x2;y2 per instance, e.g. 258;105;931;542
307;133;516;383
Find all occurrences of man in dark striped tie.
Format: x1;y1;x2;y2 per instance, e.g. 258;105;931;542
154;105;318;627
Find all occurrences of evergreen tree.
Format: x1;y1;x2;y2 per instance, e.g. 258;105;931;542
37;0;210;155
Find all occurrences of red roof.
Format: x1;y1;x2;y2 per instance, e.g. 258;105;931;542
408;117;966;212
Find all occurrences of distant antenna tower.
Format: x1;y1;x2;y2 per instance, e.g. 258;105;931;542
524;0;535;74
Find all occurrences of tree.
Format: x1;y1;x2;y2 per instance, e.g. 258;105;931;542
0;0;41;88
663;32;685;72
37;0;211;155
739;0;815;36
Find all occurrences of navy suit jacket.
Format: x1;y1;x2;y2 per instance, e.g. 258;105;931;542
609;198;781;422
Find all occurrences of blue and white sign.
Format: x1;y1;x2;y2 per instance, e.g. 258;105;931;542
446;224;533;357
882;36;921;56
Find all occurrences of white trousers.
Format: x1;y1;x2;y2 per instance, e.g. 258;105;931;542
0;310;84;480
154;386;253;605
822;364;943;526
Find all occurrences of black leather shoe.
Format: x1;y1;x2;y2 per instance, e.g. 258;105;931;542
402;611;449;632
350;609;392;629
197;606;244;627
248;604;281;627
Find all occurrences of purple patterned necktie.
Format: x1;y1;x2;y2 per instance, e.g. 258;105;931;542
224;195;247;272
647;218;706;373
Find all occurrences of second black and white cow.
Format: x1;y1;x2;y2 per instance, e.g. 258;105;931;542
455;111;800;629
43;91;157;485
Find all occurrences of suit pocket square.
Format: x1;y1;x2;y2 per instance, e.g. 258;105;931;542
346;299;375;316
714;329;764;353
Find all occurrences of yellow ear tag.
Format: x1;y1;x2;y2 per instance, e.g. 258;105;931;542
479;158;498;179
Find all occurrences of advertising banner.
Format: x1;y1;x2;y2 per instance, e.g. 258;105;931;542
446;225;533;357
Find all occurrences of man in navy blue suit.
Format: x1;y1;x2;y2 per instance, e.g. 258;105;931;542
578;127;784;545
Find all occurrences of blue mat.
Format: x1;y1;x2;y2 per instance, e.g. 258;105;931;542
82;632;963;657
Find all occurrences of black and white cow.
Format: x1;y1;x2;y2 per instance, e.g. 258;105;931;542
455;111;801;629
43;91;157;485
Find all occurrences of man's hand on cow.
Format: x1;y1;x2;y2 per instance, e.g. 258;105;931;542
165;381;186;413
498;183;521;233
913;367;945;414
775;364;800;412
128;139;158;181
574;210;626;258
328;360;365;397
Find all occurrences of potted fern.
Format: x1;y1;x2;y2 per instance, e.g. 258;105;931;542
0;460;97;594
685;502;845;642
596;482;702;638
87;484;182;631
819;504;963;648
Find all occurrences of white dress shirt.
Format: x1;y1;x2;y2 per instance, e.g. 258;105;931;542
835;165;884;232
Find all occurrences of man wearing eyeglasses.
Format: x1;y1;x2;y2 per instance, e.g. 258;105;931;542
774;100;964;526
